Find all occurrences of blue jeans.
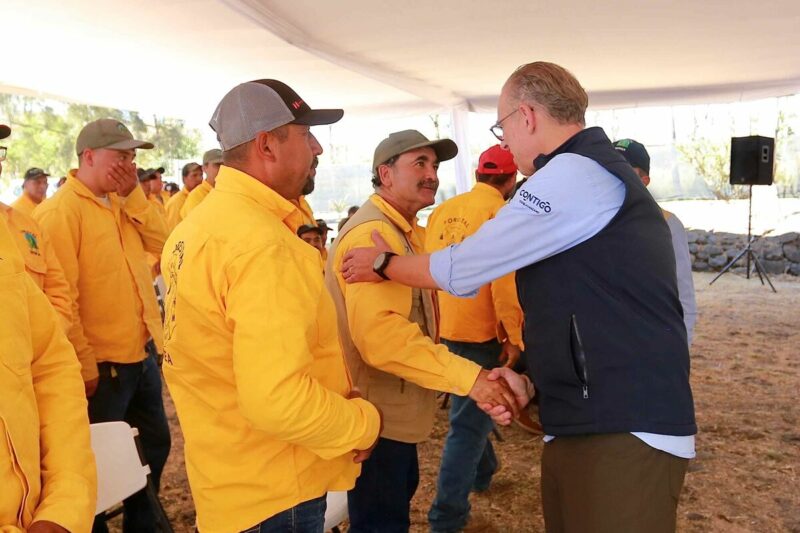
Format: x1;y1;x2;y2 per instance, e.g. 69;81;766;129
90;342;171;533
428;339;501;533
241;495;327;533
348;438;419;533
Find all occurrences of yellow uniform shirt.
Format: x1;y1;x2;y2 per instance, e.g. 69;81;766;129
10;193;38;217
34;172;168;381
0;216;96;533
331;194;481;395
164;188;189;230
179;179;212;219
162;166;380;533
425;183;524;347
291;195;316;226
146;193;169;278
0;202;72;331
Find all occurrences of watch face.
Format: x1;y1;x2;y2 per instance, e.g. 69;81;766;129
373;252;386;271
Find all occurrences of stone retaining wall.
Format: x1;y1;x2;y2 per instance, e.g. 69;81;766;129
687;230;800;276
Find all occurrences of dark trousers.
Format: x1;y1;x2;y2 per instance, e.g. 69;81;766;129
90;342;172;533
348;438;419;533
541;433;688;533
240;495;327;533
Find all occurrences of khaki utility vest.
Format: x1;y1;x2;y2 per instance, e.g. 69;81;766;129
325;199;438;443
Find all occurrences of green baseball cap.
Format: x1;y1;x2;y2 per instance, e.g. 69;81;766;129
372;130;458;174
75;118;154;156
202;148;223;165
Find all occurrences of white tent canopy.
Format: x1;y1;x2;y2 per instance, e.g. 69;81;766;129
4;0;800;190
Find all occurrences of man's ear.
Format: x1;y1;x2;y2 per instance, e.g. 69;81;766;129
519;103;536;134
378;164;393;188
254;131;279;163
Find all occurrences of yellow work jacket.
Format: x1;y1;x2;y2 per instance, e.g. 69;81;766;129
0;202;72;331
0;217;96;533
179;179;212;219
291;195;316;226
146;192;168;278
161;165;380;533
11;193;38;217
34;172;168;381
329;194;481;397
425;183;524;347
164;187;189;230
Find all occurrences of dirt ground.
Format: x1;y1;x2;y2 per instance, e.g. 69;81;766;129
141;272;799;533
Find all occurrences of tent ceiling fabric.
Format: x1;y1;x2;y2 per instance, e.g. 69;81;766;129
3;0;800;123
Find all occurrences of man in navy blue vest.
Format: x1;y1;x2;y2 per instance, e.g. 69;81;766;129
341;61;696;532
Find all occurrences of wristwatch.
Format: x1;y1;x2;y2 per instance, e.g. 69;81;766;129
372;251;397;280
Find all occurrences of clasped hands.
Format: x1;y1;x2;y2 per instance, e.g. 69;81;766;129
471;367;534;425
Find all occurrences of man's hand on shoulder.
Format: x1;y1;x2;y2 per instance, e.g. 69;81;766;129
342;230;391;284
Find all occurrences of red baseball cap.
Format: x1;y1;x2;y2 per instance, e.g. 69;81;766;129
477;144;517;175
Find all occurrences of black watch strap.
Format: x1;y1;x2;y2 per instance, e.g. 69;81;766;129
374;252;397;280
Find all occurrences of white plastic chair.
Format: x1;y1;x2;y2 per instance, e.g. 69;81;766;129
90;421;173;531
324;491;348;532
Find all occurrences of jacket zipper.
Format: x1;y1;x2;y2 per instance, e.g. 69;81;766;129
570;314;589;399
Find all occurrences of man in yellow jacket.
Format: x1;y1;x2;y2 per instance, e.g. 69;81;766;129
425;144;525;532
326;130;518;532
12;167;50;216
0;201;72;330
162;79;381;533
0;207;96;533
179;149;223;219
35;118;171;532
164;161;203;229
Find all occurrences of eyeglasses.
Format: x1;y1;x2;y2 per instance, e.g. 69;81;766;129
490;109;518;141
0;146;6;161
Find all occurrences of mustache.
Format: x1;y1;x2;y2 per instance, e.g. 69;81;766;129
311;157;319;169
418;179;438;189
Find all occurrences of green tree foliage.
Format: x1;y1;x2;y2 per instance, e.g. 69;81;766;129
0;93;200;184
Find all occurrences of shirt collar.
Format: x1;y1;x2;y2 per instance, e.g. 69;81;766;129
64;169;120;210
369;194;419;236
214;165;304;232
472;182;504;200
533;126;609;171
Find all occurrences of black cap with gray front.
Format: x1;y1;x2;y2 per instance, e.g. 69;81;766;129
209;79;344;151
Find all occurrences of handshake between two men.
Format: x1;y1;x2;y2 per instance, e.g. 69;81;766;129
341;229;536;427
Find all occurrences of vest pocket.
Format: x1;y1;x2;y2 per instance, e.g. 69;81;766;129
569;314;589;399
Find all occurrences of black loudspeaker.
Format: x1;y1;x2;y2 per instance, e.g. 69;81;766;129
730;135;774;186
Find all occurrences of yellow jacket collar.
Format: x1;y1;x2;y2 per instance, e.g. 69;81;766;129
472;181;505;200
64;169;121;209
369;194;419;236
214;165;303;232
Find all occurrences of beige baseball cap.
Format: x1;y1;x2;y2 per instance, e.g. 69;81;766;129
202;148;223;165
75;118;154;156
372;130;458;174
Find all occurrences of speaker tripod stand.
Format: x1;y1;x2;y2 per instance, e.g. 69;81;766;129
709;185;776;292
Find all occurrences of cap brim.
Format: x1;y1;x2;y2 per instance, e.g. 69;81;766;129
292;109;344;126
105;139;155;151
0;125;10;139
